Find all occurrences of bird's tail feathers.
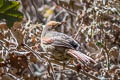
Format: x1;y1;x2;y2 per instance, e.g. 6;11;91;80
67;49;95;65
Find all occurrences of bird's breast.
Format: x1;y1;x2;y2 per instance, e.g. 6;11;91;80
41;43;55;52
41;43;72;61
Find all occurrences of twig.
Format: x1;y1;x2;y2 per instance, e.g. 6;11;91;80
6;73;22;80
104;37;110;70
23;43;56;80
9;29;18;47
54;9;65;19
63;8;77;16
46;57;56;80
0;40;10;53
23;43;43;62
74;18;83;39
48;59;99;80
22;43;99;80
42;56;99;80
101;28;110;70
28;63;34;76
53;0;77;16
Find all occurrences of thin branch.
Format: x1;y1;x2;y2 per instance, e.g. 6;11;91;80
23;43;43;62
6;73;21;80
54;9;65;19
104;37;110;70
46;57;56;80
9;30;18;47
22;43;99;80
23;43;56;79
0;40;10;53
74;18;83;39
48;59;100;80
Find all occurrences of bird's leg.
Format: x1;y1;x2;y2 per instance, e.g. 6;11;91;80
62;51;69;70
62;52;72;69
62;53;66;70
63;61;66;70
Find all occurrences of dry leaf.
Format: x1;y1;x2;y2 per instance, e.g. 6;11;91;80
109;46;119;63
11;28;24;46
0;24;8;30
31;35;36;44
13;22;22;30
109;65;119;74
0;33;5;40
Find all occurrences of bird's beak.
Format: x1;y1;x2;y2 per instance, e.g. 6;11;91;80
57;21;66;26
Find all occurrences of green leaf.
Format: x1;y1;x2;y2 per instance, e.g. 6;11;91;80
0;12;23;28
0;0;4;8
96;41;104;48
0;0;20;13
0;0;23;28
5;9;23;19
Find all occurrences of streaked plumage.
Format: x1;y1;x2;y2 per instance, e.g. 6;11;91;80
41;21;95;65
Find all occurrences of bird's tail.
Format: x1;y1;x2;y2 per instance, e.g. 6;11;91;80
67;49;96;65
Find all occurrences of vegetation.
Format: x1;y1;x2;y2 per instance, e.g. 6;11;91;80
0;0;120;80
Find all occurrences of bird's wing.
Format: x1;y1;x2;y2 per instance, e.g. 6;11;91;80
42;31;80;49
42;31;96;65
42;35;96;65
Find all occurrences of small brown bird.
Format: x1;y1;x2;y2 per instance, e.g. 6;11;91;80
41;21;95;66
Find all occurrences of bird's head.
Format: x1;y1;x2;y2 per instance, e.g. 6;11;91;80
42;21;62;31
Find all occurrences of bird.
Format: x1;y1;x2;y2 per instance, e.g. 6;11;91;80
41;21;95;66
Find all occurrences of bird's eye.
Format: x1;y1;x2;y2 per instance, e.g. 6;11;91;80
55;24;61;28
